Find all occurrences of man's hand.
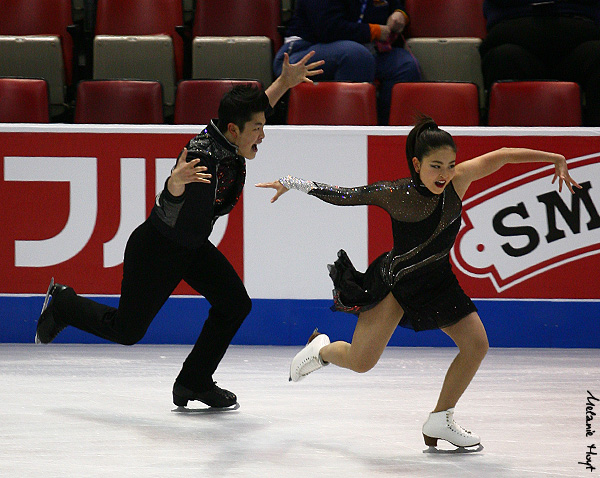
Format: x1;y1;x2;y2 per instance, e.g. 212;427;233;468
167;148;212;197
266;51;325;106
279;50;325;89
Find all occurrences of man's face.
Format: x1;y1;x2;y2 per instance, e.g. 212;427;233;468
229;111;266;160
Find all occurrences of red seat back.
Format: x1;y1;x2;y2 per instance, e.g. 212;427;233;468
0;0;74;83
75;80;164;124
405;0;486;38
193;0;282;52
95;0;184;79
287;82;378;126
488;81;582;126
174;79;262;125
389;82;480;126
0;78;49;123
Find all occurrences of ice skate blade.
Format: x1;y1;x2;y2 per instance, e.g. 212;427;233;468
423;444;484;454
35;278;55;344
172;402;240;414
41;277;55;315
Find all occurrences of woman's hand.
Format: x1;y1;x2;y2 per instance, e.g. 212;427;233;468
552;156;581;193
167;148;212;196
255;181;289;203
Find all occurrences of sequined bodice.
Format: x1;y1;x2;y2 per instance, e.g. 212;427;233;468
280;176;463;287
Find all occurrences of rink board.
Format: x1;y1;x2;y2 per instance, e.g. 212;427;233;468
1;125;599;346
1;295;599;347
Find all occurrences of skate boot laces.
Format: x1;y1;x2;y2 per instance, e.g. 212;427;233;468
289;330;330;382
447;410;474;438
296;353;325;377
422;408;481;448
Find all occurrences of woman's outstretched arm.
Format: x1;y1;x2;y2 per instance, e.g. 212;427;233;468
453;148;581;199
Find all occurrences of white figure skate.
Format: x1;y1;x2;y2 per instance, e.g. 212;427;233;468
422;408;481;450
289;329;330;382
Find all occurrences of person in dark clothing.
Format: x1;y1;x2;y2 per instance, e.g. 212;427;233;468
480;0;600;126
35;51;324;409
257;115;580;448
274;0;420;125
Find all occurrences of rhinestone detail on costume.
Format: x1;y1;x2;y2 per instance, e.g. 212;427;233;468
281;176;463;287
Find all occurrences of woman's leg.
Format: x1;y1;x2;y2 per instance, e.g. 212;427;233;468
432;312;489;412
320;292;404;373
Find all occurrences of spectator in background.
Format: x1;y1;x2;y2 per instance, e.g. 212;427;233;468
480;0;600;126
274;0;421;125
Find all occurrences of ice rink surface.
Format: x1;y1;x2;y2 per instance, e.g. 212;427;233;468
0;344;598;478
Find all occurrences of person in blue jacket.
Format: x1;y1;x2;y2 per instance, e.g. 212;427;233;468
274;0;421;125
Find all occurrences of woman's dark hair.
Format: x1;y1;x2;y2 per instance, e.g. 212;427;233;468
405;115;456;186
217;84;270;133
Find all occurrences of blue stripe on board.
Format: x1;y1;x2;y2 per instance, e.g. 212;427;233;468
1;296;598;348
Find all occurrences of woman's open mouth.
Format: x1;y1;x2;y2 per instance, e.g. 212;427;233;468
434;180;446;188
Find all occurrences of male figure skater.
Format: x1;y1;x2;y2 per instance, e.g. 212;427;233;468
35;52;324;408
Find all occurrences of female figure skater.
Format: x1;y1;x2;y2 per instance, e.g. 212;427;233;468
256;116;580;447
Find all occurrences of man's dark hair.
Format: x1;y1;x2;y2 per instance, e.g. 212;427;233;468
217;85;269;133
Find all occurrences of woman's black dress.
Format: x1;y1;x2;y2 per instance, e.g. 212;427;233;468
279;176;477;331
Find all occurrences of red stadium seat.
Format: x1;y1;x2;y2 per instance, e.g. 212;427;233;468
389;82;480;126
0;78;49;123
75;80;164;124
95;0;184;80
404;0;486;38
193;0;282;52
287;82;378;126
174;79;262;125
0;0;75;84
488;81;582;126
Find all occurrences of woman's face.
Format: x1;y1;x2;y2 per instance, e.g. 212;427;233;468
413;146;457;195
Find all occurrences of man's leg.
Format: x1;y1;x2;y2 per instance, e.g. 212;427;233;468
51;221;183;344
274;40;375;82
175;241;252;392
375;47;421;125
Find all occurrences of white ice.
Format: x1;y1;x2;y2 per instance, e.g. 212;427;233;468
0;344;598;477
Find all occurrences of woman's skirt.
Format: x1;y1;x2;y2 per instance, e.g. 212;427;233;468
328;249;477;331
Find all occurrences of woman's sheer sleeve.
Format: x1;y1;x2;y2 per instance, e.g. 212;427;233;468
279;175;396;209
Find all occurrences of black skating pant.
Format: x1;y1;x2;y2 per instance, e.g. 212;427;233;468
52;220;251;392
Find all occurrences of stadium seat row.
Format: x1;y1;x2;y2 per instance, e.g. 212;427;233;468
0;77;583;126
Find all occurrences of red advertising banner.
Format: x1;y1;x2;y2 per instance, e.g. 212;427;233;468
0;131;243;295
368;134;600;299
2;129;599;301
